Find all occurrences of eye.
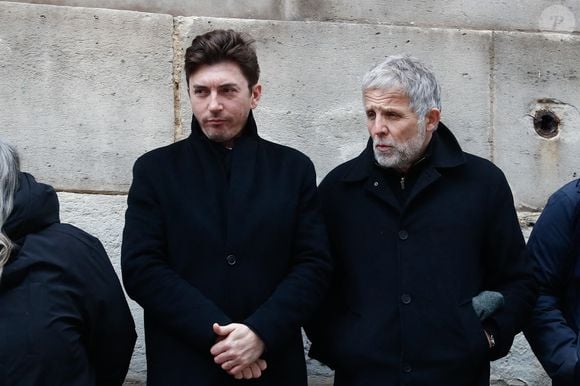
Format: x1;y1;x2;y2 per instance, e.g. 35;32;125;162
192;88;209;96
366;111;376;119
221;86;237;95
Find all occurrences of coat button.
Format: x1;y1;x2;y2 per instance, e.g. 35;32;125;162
373;181;379;187
401;293;412;304
398;230;408;240
226;254;237;266
402;363;412;373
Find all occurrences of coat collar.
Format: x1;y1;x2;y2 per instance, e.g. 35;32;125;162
5;172;60;242
340;122;466;183
185;110;260;250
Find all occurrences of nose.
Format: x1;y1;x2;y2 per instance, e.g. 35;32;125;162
208;91;223;112
370;115;388;136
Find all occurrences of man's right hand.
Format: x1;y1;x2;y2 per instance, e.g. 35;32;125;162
211;322;268;379
211;323;266;376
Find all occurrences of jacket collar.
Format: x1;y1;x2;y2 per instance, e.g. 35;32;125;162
341;122;466;183
4;172;60;242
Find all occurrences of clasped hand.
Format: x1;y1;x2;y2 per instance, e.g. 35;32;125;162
210;322;267;380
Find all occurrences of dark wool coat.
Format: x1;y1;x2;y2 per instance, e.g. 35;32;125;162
0;173;136;385
121;112;331;386
524;179;580;386
307;123;536;386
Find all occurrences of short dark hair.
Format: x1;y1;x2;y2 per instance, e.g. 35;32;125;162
184;29;260;89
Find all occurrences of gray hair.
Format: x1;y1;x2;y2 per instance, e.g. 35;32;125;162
362;55;442;121
0;139;20;275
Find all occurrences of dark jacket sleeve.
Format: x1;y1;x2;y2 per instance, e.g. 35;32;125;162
243;159;332;352
524;187;580;383
303;173;341;368
483;171;537;360
121;157;231;351
80;236;137;386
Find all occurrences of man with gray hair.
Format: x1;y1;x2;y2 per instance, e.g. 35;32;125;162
306;55;536;385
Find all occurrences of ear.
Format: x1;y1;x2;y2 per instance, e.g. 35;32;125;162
425;108;441;132
186;76;193;99
250;83;262;109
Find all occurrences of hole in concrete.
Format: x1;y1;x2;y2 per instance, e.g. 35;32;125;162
533;110;560;139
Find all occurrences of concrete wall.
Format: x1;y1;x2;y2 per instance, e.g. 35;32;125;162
4;0;580;33
2;1;579;384
0;2;175;192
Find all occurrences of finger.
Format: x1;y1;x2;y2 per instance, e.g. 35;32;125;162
213;323;235;336
228;366;242;377
242;367;253;379
213;351;235;365
221;360;238;371
229;364;246;376
210;341;228;357
248;363;261;378
257;359;267;371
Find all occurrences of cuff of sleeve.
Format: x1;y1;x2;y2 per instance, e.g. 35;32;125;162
243;314;296;355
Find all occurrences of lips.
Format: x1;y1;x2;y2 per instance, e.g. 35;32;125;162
375;144;392;151
205;119;226;125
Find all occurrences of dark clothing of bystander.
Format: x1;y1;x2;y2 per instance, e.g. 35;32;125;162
0;173;136;386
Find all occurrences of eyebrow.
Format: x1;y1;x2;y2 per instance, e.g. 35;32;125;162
365;105;403;114
191;83;240;89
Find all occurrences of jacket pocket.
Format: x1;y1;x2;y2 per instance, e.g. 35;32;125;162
458;300;489;362
318;303;376;371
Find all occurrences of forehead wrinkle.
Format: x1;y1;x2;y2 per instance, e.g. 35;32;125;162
364;102;407;113
364;91;410;110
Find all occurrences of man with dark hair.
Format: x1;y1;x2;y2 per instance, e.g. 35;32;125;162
306;55;536;386
121;29;331;386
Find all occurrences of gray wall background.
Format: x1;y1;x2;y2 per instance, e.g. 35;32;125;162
2;1;579;384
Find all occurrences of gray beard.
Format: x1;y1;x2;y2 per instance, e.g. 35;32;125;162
373;123;427;170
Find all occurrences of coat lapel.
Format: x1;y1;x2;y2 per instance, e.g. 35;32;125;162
405;167;441;207
341;141;402;211
404;123;465;207
364;169;402;211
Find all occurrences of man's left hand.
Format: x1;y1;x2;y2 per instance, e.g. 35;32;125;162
210;323;266;376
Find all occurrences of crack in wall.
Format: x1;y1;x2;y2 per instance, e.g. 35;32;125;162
172;16;184;142
56;189;127;195
489;31;496;163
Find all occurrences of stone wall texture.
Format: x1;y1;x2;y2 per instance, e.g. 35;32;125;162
2;1;579;384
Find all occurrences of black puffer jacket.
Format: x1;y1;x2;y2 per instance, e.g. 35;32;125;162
0;173;136;385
